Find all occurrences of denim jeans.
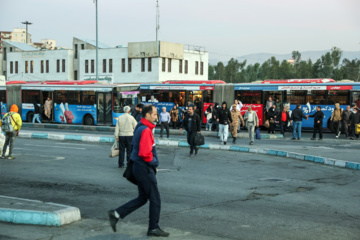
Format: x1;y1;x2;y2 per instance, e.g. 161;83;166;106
219;124;229;142
292;121;302;139
32;113;41;123
206;119;212;131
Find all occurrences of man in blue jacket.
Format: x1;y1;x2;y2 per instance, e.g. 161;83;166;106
108;105;169;237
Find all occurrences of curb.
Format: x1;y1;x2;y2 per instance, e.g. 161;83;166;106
0;195;81;227
18;132;359;171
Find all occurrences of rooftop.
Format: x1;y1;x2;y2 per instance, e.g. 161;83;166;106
75;37;111;49
3;41;38;51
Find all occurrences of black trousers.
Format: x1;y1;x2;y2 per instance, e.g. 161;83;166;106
118;136;133;167
171;121;177;129
116;163;161;231
160;122;169;138
187;131;197;154
342;120;349;136
312;125;323;139
269;120;276;133
333;121;341;135
279;121;287;135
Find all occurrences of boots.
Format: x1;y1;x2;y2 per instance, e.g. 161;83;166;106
232;137;236;143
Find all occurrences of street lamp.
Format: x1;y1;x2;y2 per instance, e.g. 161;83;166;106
93;0;98;81
21;21;32;44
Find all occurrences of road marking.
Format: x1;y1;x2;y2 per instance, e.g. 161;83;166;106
14;153;65;162
24;144;86;150
55;142;93;146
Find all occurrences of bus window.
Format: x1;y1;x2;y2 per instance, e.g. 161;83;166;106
328;90;349;105
22;90;40;103
54;90;80;104
203;90;212;103
237;91;262;104
169;91;185;106
82;91;95;105
286;90;306;105
0;90;6;103
306;90;326;105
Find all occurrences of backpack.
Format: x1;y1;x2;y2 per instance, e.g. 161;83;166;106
2;113;14;133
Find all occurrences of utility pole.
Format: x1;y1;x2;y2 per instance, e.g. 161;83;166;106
156;0;160;42
94;0;99;81
21;21;32;44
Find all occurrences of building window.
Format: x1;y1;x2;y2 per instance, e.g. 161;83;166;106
30;61;34;73
9;47;13;52
25;61;28;73
74;70;78;80
109;59;113;73
128;58;132;72
10;62;13;74
81;44;85;50
168;59;172;72
62;59;65;72
41;60;44;73
195;61;199;75
185;60;188;74
57;59;60;73
91;59;94;73
200;62;204;75
148;58;152;72
162;58;166;72
103;59;106;73
74;44;78;59
179;60;183;73
3;48;6;60
85;60;89;73
46;60;49;73
15;61;18;74
121;58;125;72
141;58;145;72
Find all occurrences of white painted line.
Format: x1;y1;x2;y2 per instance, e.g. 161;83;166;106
24;144;85;150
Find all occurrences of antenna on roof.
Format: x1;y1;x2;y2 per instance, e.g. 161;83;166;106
156;0;160;42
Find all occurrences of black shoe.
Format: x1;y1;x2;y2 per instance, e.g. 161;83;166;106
291;138;296;140
232;138;236;143
195;147;199;155
224;142;227;145
147;227;170;237
108;210;119;232
118;165;125;168
311;138;316;140
297;138;301;140
249;141;254;145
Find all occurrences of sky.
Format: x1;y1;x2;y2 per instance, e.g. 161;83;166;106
1;0;359;61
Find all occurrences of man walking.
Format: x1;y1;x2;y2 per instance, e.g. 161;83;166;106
180;105;201;157
230;104;244;144
244;106;259;145
135;104;144;122
341;105;352;138
108;105;169;237
1;104;22;159
307;106;324;140
32;101;41;123
235;99;243;132
349;108;360;140
276;107;290;137
114;106;137;168
217;101;232;145
291;104;308;140
330;103;343;138
159;107;170;138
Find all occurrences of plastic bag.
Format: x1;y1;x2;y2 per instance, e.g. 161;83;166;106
109;141;119;158
256;127;261;140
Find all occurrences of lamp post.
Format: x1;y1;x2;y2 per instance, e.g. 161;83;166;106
21;21;32;44
93;0;98;81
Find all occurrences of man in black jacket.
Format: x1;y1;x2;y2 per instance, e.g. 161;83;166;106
180;105;201;157
291;104;308;140
307;106;324;140
349;108;360;140
217;101;232;145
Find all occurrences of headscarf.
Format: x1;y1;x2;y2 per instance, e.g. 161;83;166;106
10;104;18;113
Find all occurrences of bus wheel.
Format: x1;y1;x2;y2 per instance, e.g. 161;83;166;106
84;115;94;125
27;112;34;122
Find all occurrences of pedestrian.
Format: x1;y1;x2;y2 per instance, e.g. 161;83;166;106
135;104;144;122
44;97;52;119
349;108;360;140
180;105;201;157
217;101;232;145
1;104;22;159
266;96;275;113
355;96;360;109
291;104;308;140
108;105;170;237
307;106;324;140
211;103;220;133
267;106;278;134
330;103;343;138
176;103;184;128
194;105;201;117
351;103;357;113
244;106;259;145
276;107;290;137
169;105;178;129
130;105;139;118
205;104;213;131
32;101;41;123
114;106;137;168
159;107;170;138
341;105;352;138
275;98;281;111
235;99;243;132
230;104;245;144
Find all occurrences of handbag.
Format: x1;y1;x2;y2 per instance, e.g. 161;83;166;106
109;141;119;158
264;119;270;129
123;160;137;185
256;127;261;140
356;124;360;135
194;132;205;146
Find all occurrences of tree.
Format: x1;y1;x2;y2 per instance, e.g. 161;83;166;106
214;62;226;81
208;65;215;80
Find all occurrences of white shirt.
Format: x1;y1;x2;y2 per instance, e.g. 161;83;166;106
236;101;243;111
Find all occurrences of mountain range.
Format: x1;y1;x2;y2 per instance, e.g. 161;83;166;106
209;50;360;66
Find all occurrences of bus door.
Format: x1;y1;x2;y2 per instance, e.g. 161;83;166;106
96;92;112;125
263;91;285;117
351;91;360;108
41;91;54;122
